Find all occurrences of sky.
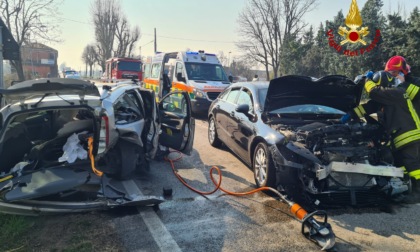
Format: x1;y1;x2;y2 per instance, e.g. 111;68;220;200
54;0;420;71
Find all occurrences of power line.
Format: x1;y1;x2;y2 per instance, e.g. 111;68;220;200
140;33;235;44
58;17;91;25
141;40;154;47
60;17;235;44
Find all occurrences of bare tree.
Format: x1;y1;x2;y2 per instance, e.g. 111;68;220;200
0;0;62;80
236;0;317;79
91;0;121;71
81;44;98;77
217;51;229;68
114;16;140;57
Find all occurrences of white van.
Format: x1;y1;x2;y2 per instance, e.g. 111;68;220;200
142;50;231;115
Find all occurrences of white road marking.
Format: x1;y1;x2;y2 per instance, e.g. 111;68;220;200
122;180;181;252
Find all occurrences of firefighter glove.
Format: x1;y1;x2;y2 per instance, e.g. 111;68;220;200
340;113;351;124
365;71;374;80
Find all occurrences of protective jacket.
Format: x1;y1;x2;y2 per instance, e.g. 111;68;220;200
355;74;420;122
363;80;420;149
398;74;420;111
352;80;420;180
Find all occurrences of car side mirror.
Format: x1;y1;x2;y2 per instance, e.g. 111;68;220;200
235;104;250;114
177;72;186;83
236;104;255;121
229;75;233;83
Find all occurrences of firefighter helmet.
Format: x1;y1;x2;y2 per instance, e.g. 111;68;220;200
372;70;396;88
385;56;411;75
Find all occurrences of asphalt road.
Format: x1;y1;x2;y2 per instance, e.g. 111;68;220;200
113;118;420;252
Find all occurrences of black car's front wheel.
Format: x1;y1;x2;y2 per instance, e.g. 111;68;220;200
208;116;222;147
253;142;276;188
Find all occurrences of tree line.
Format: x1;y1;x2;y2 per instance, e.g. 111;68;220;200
82;0;140;78
0;0;140;81
1;0;418;81
236;0;420;80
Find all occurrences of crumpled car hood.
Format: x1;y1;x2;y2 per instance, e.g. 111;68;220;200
264;75;364;113
0;78;100;104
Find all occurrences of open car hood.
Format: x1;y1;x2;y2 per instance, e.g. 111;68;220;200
264;75;364;113
0;78;100;104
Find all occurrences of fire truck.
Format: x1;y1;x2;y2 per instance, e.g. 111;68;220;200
103;57;142;82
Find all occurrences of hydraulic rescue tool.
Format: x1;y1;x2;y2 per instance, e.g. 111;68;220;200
279;188;335;250
166;151;336;250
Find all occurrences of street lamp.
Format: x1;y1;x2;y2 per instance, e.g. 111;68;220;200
228;51;231;68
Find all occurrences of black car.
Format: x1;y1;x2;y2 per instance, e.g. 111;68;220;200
208;75;408;207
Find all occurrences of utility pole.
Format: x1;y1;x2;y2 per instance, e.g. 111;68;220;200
154;28;157;53
0;17;19;89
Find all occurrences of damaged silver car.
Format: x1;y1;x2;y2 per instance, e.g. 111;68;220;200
0;78;194;215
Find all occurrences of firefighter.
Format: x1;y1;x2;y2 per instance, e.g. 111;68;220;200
341;71;392;124
342;70;420;201
385;55;420;111
348;56;420;119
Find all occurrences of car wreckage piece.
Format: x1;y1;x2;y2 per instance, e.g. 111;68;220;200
0;78;194;215
264;75;409;207
271;118;408;206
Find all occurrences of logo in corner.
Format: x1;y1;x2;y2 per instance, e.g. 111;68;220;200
326;0;382;57
338;0;369;45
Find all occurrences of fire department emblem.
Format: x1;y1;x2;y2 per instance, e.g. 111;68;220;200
338;0;369;45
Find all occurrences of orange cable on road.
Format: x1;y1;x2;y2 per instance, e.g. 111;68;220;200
165;150;336;250
165;150;275;197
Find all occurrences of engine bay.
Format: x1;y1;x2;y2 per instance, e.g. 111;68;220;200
274;121;393;166
270;120;407;204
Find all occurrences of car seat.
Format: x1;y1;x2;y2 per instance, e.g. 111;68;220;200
27;119;94;169
0;122;33;173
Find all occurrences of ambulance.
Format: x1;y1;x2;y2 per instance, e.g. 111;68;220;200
142;50;231;114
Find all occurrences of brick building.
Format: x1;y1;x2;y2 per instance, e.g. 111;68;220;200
21;42;58;79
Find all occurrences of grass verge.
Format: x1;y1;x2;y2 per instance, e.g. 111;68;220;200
0;212;124;252
0;213;34;251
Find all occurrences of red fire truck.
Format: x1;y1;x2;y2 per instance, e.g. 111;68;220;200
103;57;142;82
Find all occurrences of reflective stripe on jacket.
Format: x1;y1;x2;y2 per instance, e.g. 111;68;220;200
358;80;420;150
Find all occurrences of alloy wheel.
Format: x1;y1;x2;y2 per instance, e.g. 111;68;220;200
208;117;222;147
254;146;268;185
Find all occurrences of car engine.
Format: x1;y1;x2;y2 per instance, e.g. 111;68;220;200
276;121;392;166
274;121;406;205
294;122;392;165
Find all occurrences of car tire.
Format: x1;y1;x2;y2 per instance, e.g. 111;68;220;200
208;116;222;148
253;142;276;188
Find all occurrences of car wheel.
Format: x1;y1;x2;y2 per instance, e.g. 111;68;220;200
253;142;276;188
208;116;222;147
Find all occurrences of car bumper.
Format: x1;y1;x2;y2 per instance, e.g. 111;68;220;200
0;196;164;216
191;97;212;115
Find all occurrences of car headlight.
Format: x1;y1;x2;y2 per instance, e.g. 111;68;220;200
193;89;206;98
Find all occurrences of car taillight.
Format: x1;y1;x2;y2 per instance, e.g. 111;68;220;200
98;116;109;154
